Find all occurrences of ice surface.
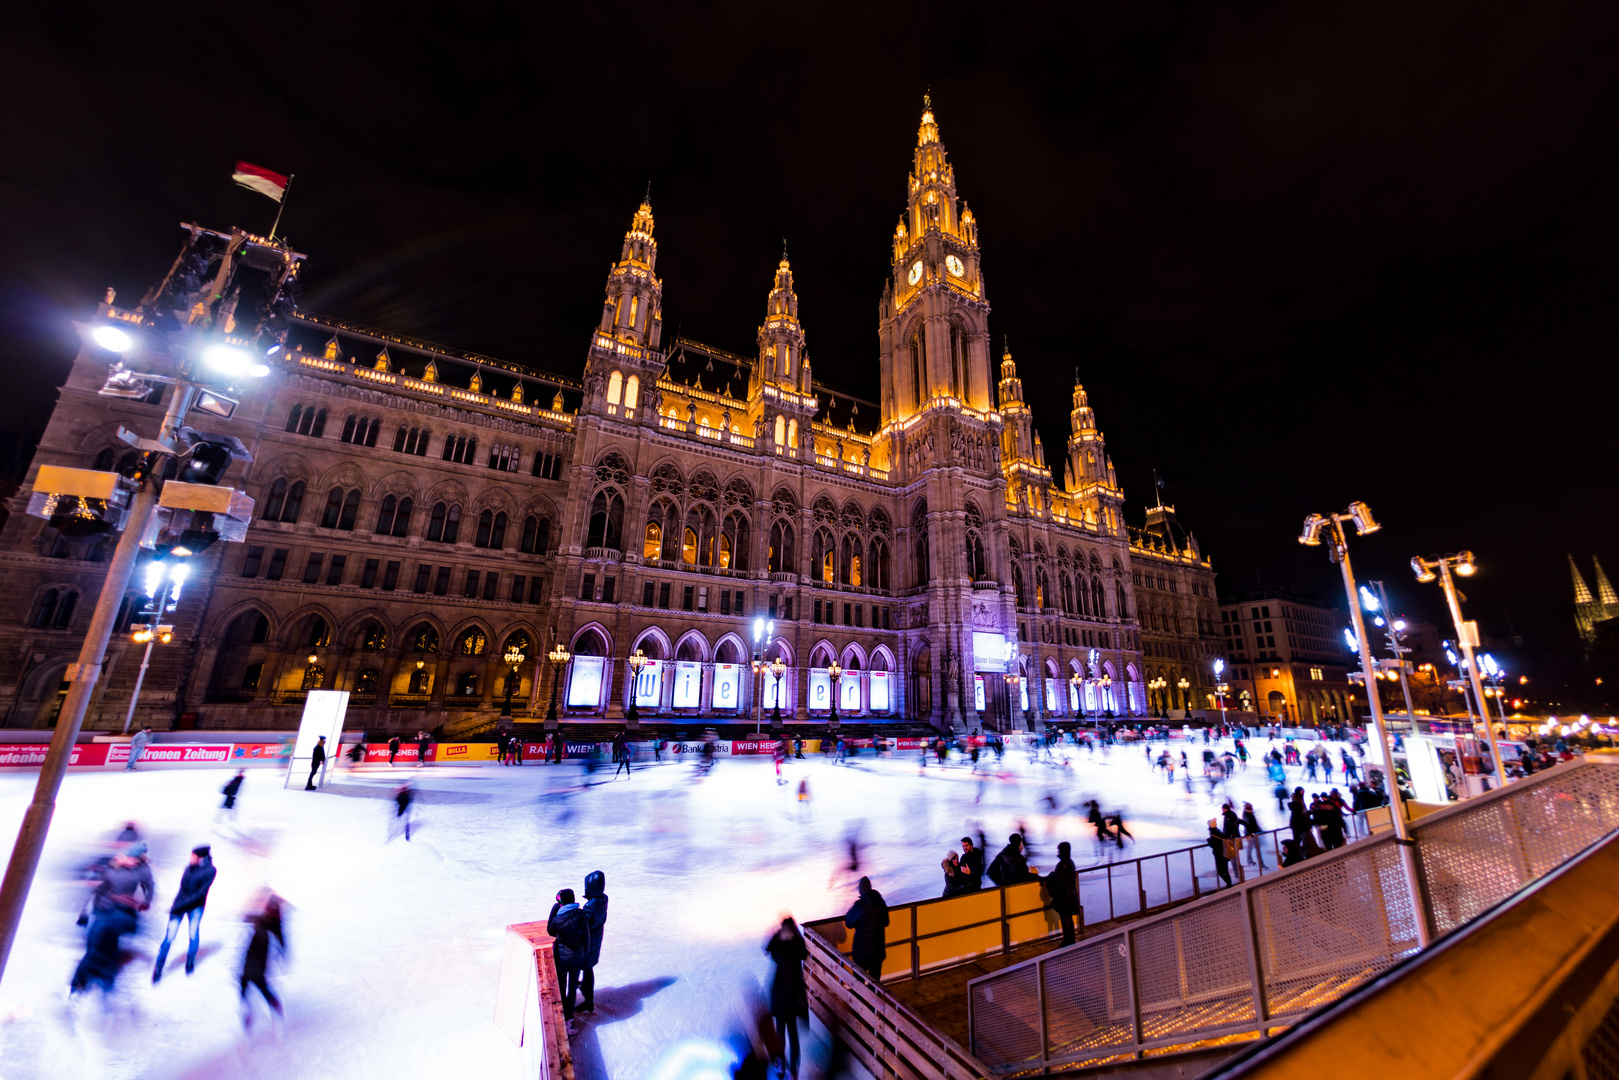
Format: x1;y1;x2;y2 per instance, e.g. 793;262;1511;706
0;734;1357;1078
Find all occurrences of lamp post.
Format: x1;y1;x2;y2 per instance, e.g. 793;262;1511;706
1003;671;1018;733
1412;551;1507;786
122;555;188;734
1148;676;1166;717
1069;671;1083;721
1101;673;1113;719
828;659;842;725
770;658;787;726
1362;581;1422;745
624;649;648;727
1299;504;1424;940
500;643;527;719
1213;658;1228;730
750;618;774;732
1177;676;1190;719
545;642;570;726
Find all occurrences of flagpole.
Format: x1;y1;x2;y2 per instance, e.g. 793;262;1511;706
269;174;294;242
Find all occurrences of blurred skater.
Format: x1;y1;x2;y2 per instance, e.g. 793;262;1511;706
347;738;365;769
240;892;286;1029
124;726;153;771
511;736;523;766
612;730;631;777
579;870;608;1013
387;734;400;765
71;844;154;995
153;844;215;982
216;770;245;822
392;782;415;841
766;916;809;1077
843;877;889;983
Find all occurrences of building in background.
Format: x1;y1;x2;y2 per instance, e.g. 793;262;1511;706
1218;587;1353;726
0;101;1219;735
1572;556;1619;649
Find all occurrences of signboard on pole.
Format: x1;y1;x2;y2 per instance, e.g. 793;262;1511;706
284;690;349;790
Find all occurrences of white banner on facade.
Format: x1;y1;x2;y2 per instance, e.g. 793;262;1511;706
634;659;664;708
711;663;740;710
973;674;986;713
284;689;349;790
1069;681;1080;713
869;670;890;712
1019;677;1029;712
972;632;1006;670
764;669;788;709
839;673;861;713
567;657;604;707
1045;678;1058;713
673;661;701;708
807;669;831;711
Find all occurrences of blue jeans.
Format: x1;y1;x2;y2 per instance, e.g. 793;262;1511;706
154;908;203;976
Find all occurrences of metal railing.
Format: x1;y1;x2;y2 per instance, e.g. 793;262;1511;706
965;758;1619;1074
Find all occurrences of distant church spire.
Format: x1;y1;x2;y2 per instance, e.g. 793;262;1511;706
1571;555;1594;605
1597;557;1619;607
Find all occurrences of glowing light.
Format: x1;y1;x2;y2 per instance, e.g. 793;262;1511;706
91;326;133;353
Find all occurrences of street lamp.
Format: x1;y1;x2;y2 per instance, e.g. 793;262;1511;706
1101;673;1113;719
1300;503;1423;942
1069;671;1083;719
500;643;527;718
1412;551;1507;785
1213;659;1228;729
828;659;842;725
751;618;774;732
1177;676;1190;717
770;657;787;726
122;554;188;733
545;642;571;725
625;649;648;726
1148;676;1166;717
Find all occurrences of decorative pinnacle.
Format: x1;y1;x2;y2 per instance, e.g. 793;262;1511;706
644;180;652;203
923;90;932;111
782;237;788;260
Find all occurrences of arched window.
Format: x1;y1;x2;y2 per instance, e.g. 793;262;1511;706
408;668;431;694
475;510;493;548
355;668;380;693
1093;577;1107;619
341;415;357;443
681;527;698;564
427;502;447;542
586;491;623;550
966;533;987;582
310;409;326;437
338;489;361;531
252;615;269;643
521;515;542;554
393;425;408;452
241;662;263;691
33;590;58;628
607;371;623;406
490;511;507;548
358;621;388;650
787;419;798;447
1036;568;1049;609
774;415;786;446
535;517;551;553
264;478;288;521
375;495;398;534
464;437;476;465
443;505;461;544
305;617;331;648
442;436;456;462
624;374;639;409
1014;564;1028;607
768;521;793;573
912;501;930;586
869;537;890;591
410;624;439;653
302;664;325;690
458;628;487;656
92;448;115;471
392;497;412;537
54;591;78;628
456;672;479;696
286;405;303;433
644;521;662;560
321;488;344;528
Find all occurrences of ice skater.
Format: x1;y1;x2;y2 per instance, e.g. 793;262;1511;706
153;844;215;982
71;843;154;995
612;730;632;777
124;726;153;771
547;888;590;1027
388;734;400;765
511;736;523;766
305;736;328;790
240;892;286;1029
347;737;365;769
580;870;608;1014
392;782;415;841
416;730;432;766
766;916;809;1077
217;770;245;822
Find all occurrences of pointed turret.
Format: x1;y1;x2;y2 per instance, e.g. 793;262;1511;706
997;340;1041;474
596;198;663;350
1595;557;1618;607
1571;555;1595;605
750;249;816;451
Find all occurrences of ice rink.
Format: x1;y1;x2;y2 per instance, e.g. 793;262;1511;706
0;734;1354;1079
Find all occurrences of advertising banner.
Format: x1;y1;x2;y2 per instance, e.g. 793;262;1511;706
839;673;861;713
1045;678;1058;713
1019;677;1029;712
633;659;664;708
807;670;831;711
972;631;1007;670
973;674;986;713
869;670;891;713
232;742;293;762
436;742;500;763
672;662;701;709
711;663;740;710
567;657;604;707
119;743;234;767
0;743;109;768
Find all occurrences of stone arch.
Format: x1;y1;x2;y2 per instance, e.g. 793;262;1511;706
449;619;494;656
630;626;671;660
423;479;472;508
646;458;686;495
808;639;838;668
673;630;710;662
764;636;794;665
206;599;278;643
470;485;519;516
870;645;896;672
317;461;370;495
10;656;74;728
840;642;868;669
276;603;341;648
372;469;422;501
400;613;449;653
713;633;749;665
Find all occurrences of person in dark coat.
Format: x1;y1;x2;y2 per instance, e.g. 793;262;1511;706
416;731;432;767
766;917;809;1077
388;734;401;765
580;870;608;1013
941;850;966;896
1207;820;1233;888
393;782;414;841
1241;802;1267;870
958;837;984;891
547;887;591;1022
843;876;889;983
217;771;245;822
153;845;216;981
240;892;285;1027
1042;841;1081;945
1221;804;1246;883
71;849;153;994
305;736;327;790
987;834;1034;887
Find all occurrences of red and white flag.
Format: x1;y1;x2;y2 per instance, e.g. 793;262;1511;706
232;161;289;202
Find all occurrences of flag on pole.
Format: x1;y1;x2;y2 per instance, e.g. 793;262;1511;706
232;161;289;202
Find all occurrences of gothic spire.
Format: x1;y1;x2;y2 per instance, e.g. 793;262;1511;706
1571;555;1594;605
1596;557;1618;607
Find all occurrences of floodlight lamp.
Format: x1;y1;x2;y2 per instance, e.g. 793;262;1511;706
1455;551;1477;576
307;654;318;665
1412;557;1437;583
1213;658;1225;676
1373;615;1385;627
1344;628;1358;652
203;344;254;377
752;618;764;643
91;326;133;353
1393;618;1407;632
1346;501;1380;536
143;562;165;597
1297;513;1328;546
1359;585;1380;611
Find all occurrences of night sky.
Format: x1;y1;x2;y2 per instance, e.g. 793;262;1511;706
4;3;1619;705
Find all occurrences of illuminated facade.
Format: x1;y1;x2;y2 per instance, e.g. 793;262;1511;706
1217;588;1354;725
0;101;1220;734
1571;556;1619;648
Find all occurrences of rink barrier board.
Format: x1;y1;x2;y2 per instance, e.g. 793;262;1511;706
0;740;293;770
495;920;575;1080
965;757;1619;1074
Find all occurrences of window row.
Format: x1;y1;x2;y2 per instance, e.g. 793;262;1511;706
238;545;549;604
810;597;894;630
31;588;79;629
258;482;552;551
281;404;569;476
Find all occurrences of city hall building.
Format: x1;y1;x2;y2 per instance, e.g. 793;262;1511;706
0;103;1222;735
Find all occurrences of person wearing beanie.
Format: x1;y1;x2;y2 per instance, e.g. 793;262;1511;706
153;845;217;981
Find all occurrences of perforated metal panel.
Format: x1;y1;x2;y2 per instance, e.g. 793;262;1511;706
1251;836;1417;1017
1414;763;1619;936
1130;894;1255;1042
1042;932;1134;1061
970;964;1043;1071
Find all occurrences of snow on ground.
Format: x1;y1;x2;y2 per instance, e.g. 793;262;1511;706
0;735;1354;1079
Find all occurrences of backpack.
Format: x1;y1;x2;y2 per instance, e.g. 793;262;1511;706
985;853;1005;887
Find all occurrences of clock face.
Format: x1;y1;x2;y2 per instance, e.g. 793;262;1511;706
946;254;965;277
908;260;924;286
